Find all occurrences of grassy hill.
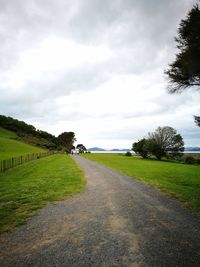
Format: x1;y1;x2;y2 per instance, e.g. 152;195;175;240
0;127;45;160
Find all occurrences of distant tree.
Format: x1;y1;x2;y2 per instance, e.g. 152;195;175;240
147;126;184;160
57;132;76;153
76;144;87;154
132;138;149;159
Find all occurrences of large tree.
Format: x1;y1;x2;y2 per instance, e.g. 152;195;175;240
147;126;184;160
57;132;76;153
165;4;200;92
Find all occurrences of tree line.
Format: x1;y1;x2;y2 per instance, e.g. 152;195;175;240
0;114;86;153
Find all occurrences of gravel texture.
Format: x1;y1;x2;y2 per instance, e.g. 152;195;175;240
0;155;200;267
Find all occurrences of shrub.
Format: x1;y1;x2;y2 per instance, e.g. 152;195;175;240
184;156;196;164
125;151;132;157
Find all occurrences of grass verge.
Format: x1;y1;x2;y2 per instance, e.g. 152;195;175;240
0;154;85;234
82;153;200;214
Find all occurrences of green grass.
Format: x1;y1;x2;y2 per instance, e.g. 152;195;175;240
0;127;45;160
0;154;85;234
82;153;200;213
0;127;17;138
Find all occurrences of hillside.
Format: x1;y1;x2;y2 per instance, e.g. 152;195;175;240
0;115;58;150
0;127;45;160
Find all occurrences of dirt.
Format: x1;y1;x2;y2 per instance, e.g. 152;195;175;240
0;155;200;266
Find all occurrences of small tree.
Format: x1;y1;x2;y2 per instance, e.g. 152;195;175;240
132;138;149;159
76;144;87;154
147;126;184;160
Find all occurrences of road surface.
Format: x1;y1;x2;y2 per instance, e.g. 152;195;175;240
0;155;200;266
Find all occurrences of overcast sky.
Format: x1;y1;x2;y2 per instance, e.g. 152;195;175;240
0;0;199;149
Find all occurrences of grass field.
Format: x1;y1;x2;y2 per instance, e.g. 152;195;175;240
0;127;44;160
82;153;200;213
0;154;85;234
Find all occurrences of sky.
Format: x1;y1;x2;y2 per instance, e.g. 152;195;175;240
0;0;199;149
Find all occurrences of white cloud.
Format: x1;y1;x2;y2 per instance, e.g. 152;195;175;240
0;0;199;148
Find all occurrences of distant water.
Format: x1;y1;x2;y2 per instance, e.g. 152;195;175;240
90;150;200;154
90;151;133;154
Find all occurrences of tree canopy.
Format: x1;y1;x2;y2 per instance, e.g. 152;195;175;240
132;138;149;159
133;126;184;160
76;144;87;153
147;126;184;160
165;4;200;93
57;132;76;153
194;115;200;127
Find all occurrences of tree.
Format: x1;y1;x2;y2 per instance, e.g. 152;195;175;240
147;126;184;160
165;4;200;126
165;4;200;93
76;144;87;154
194;115;200;127
132;138;149;159
57;132;76;153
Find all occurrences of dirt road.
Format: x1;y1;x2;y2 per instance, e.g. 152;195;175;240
0;155;200;266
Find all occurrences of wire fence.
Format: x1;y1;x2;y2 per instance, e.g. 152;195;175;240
0;151;55;173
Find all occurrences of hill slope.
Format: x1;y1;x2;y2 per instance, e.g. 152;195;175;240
0;127;45;160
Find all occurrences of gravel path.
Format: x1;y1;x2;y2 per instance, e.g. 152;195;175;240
0;155;200;267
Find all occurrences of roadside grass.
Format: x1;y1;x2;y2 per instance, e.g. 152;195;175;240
82;153;200;213
0;128;45;160
0;154;85;234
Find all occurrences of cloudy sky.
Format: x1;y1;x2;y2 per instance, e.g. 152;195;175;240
0;0;199;149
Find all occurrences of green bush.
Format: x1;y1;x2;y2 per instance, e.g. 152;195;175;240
184;156;196;164
125;151;132;157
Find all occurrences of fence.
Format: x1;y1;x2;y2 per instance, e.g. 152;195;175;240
0;151;55;173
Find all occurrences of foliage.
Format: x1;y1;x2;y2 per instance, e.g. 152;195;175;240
0;115;36;135
132;138;149;158
0;154;85;234
194;115;200;127
76;144;87;153
147;126;184;160
125;151;132;156
0;115;77;150
165;4;200;92
0;115;58;148
82;153;200;213
57;132;76;153
184;155;196;164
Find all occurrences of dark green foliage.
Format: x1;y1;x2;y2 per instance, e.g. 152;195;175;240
125;151;132;157
184;155;196;164
165;4;200;92
76;144;87;153
194;115;200;127
57;132;76;153
0;115;36;135
132;138;149;158
0;115;76;150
